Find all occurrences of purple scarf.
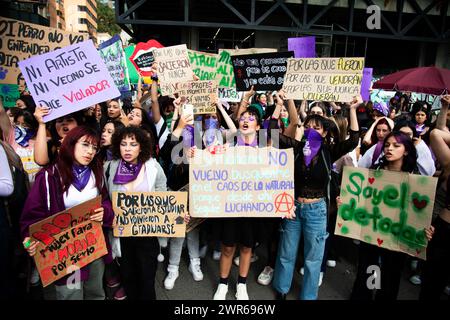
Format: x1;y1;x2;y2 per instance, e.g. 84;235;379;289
113;159;143;185
72;164;92;191
416;124;425;134
303;128;323;167
237;135;258;147
372;141;384;166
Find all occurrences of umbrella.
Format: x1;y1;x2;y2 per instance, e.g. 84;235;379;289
372;66;450;95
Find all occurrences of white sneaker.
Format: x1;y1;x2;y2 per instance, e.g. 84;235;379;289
235;283;249;300
213;250;221;261
234;254;258;266
318;272;324;287
189;258;204;281
213;284;228;300
257;266;274;286
300;267;304;275
164;266;179;290
409;275;421;285
326;260;336;268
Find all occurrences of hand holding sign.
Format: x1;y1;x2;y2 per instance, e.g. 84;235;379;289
23;237;38;257
34;106;50;124
90;207;104;223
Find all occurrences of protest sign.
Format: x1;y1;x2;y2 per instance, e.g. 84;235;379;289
0;84;20;107
154;44;193;95
360;67;373;102
112;191;188;237
29;196;107;287
231;51;293;91
288;37;316;58
188;50;218;81
189;146;295;218
98;35;131;93
282;57;365;102
130;39;164;77
335;167;438;260
175;80;218;114
18;40;120;122
218;87;243;102
0;16;87;85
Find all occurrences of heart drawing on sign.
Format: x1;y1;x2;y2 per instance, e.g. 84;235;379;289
377;238;383;246
368;177;375;184
338;223;343;228
416;249;421;255
412;192;428;211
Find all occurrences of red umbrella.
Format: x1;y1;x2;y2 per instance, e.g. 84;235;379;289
372;66;450;95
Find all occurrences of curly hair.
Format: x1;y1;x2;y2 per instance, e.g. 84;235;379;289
111;126;153;162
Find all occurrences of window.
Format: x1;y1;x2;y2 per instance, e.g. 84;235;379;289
79;18;88;25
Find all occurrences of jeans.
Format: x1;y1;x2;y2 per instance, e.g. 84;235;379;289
55;258;105;300
273;199;328;300
159;228;200;268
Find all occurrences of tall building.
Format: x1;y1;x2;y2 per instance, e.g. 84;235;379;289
48;0;66;29
64;0;97;43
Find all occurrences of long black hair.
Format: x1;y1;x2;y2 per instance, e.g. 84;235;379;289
376;131;418;173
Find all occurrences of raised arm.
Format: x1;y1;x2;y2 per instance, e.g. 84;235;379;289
234;86;255;120
150;63;162;124
216;99;237;142
33;106;50;166
136;75;143;101
298;99;308;121
435;95;450;132
283;91;299;139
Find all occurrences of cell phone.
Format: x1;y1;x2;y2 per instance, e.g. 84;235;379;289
181;104;194;125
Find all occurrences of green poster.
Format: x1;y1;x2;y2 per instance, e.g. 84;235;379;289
0;84;20;107
188;50;218;81
124;45;140;85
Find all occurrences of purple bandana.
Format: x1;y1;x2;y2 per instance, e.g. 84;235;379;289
106;149;114;161
415;124;425;134
113;159;143;185
372;141;384;166
303;128;323;167
72;164;92;191
237;135;258;147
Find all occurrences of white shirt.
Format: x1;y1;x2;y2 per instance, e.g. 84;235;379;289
63;173;99;209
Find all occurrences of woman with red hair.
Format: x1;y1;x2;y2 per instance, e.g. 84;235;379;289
20;126;114;300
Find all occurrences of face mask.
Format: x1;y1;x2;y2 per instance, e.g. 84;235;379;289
15;126;35;147
205;118;219;130
165;112;174;131
281;118;289;128
302;128;323;167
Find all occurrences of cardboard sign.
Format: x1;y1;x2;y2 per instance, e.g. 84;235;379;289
231;51;293;91
154;44;193;95
0;84;20;107
218;87;243;102
98;35;131;93
282;57;365;102
175;80;218;114
335;167;438;260
29;196;107;287
188;50;218;81
189;146;295;218
0;16;87;85
288;37;316;58
112;191;188;237
18;40;120;122
360;67;373;102
130;39;164;77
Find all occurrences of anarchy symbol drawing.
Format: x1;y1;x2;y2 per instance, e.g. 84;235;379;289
274;192;294;214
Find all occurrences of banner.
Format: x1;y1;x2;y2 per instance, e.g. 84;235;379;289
29;196;107;287
154;44;193;96
189;146;295;218
98;35;131;93
18;40;120;122
175;80;218;114
361;67;373;102
188;50;218;81
0;84;20;107
335;167;438;260
218;87;243;102
231;51;293;91
130;39;164;77
112;191;188;237
0;16;87;85
288;36;316;58
282;57;365;102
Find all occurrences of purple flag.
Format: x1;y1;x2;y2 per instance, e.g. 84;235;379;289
18;40;120;123
288;37;316;58
361;68;373;102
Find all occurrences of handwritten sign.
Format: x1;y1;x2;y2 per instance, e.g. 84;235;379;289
188;50;218;81
130;39;164;77
360;67;373;102
0;16;87;85
335;167;438;260
29;196;107;287
175;80;218;114
0;84;20;107
282;57;365;102
218;87;243;102
18;40;120;122
189;146;295;218
232;51;293;91
98;35;131;93
288;36;316;58
112;191;187;237
154;44;193;96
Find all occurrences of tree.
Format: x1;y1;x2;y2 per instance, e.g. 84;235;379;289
97;0;122;35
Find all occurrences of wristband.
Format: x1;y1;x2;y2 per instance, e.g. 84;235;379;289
24;239;31;249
